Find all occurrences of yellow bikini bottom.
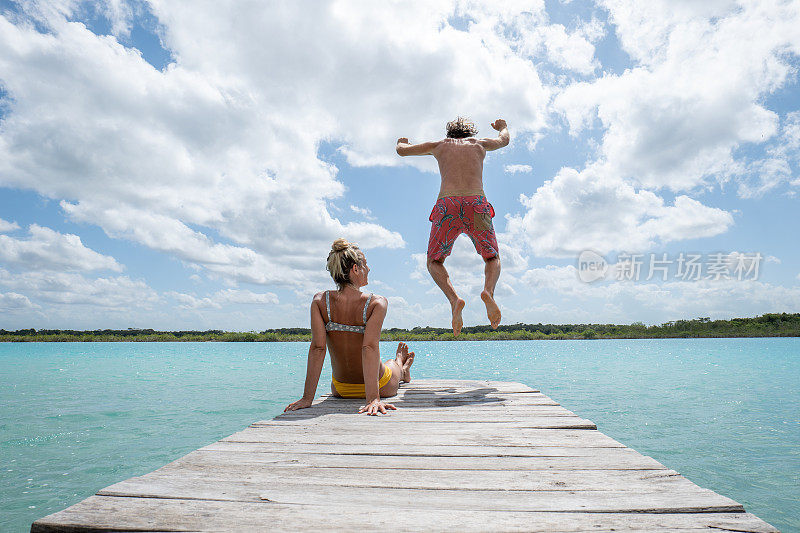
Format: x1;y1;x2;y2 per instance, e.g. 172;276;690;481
332;365;392;398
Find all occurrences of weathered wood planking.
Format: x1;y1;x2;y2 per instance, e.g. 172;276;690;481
150;449;672;471
31;379;779;532
104;465;696;492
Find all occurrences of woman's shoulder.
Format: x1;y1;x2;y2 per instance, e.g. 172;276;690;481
366;293;387;310
311;291;328;305
364;293;387;323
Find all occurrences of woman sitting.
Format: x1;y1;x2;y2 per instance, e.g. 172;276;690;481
284;238;415;415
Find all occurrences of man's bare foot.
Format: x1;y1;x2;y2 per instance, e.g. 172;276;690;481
481;290;501;329
451;298;466;336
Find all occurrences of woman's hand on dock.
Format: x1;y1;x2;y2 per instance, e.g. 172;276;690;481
284;397;313;412
359;399;397;416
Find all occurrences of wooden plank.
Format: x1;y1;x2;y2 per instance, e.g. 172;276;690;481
254;416;598;429
275;407;581;419
221;427;627;447
32;497;779;532
95;476;744;513
391;379;539;391
313;391;558;405
169;449;669;470
302;398;563;408
199;441;646;458
272;411;584;421
112;465;702;492
320;380;542;392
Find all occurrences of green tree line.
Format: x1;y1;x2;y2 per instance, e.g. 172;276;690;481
1;313;798;342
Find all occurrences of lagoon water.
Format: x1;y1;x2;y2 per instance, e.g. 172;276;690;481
1;338;798;532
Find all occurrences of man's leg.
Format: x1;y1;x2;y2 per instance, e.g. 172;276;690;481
481;256;502;329
427;257;466;336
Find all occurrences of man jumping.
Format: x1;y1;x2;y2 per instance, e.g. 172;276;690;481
396;117;509;336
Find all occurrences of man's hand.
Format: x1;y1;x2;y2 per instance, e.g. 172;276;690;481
358;399;397;416
491;119;507;131
284;397;313;412
396;137;409;145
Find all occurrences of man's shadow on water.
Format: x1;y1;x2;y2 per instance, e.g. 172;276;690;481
274;386;505;421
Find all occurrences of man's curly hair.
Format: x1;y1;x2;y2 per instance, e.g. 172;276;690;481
446;116;478;139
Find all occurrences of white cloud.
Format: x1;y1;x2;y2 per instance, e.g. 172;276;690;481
369;279;395;292
639;195;735;244
504;164;533;174
503;301;598;325
737;158;792;199
166;288;278;310
520;261;800;322
554;0;800;193
506;164;734;258
101;0;135;38
539;22;601;75
782;111;800;157
0;218;20;233
0;224;123;272
384;295;449;329
508;1;798;262
738;112;800;197
0;269;158;308
349;205;376;221
0;291;36;310
166;291;220;310
491;7;602;76
214;289;278;305
0;5;410;288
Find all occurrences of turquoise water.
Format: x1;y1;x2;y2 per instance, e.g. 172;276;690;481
1;339;798;532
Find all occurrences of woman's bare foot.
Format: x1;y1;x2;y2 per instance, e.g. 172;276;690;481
394;342;415;383
402;350;414;382
451;298;466;336
395;342;408;365
481;289;501;329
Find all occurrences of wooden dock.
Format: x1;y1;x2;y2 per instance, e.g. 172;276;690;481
32;379;778;532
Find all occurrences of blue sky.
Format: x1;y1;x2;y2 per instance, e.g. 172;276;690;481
1;0;799;330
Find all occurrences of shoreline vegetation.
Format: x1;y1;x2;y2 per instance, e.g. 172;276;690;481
1;313;798;342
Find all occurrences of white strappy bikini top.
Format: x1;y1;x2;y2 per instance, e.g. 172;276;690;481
324;291;373;333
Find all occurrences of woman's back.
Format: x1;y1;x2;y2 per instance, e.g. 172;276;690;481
320;290;375;383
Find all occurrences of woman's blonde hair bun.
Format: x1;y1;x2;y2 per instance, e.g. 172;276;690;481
327;238;362;288
331;238;351;253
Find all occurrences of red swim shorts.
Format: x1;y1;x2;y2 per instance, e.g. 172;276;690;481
427;195;499;261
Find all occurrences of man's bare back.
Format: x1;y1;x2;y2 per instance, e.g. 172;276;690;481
396;117;509;335
396;119;508;196
432;138;486;196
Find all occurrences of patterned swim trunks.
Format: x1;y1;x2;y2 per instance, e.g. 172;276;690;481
427;194;499;261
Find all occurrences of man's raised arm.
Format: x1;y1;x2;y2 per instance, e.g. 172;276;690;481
396;137;440;157
478;119;509;151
